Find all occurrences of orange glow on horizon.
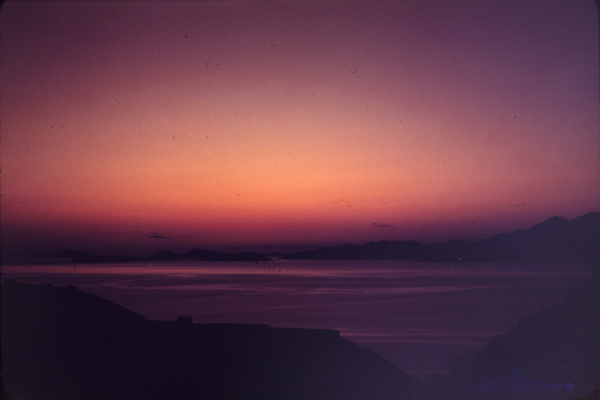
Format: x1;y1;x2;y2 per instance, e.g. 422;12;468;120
1;1;599;257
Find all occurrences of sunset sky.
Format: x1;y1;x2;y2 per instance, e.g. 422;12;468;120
1;0;599;258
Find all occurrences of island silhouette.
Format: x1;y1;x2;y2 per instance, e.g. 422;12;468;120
285;212;600;263
54;248;271;263
53;212;600;264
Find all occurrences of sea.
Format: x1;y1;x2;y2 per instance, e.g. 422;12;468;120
1;259;591;383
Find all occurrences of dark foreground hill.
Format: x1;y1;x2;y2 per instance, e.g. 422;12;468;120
286;212;600;263
425;268;600;400
1;280;420;400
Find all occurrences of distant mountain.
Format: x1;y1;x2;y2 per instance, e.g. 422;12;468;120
178;248;270;262
424;212;600;262
2;280;421;400
286;212;600;263
54;248;271;263
146;250;179;261
54;251;145;263
285;240;424;260
425;268;600;400
149;248;271;262
53;212;599;264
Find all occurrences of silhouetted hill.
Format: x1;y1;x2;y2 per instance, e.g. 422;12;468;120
425;268;600;400
285;240;424;260
1;281;421;400
147;248;271;262
456;213;600;263
54;251;146;263
285;212;600;263
177;248;270;262
566;386;600;400
147;249;179;261
54;248;271;263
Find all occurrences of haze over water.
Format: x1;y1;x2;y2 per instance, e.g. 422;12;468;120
3;260;590;382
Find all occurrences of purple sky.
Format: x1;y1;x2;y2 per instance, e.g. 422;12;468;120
1;0;599;258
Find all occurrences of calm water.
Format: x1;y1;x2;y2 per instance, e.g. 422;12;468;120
1;259;591;382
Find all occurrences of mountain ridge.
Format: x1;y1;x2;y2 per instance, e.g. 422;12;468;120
53;212;600;264
55;247;271;263
286;212;600;263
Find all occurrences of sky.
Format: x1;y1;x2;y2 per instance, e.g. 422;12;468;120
1;0;599;259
